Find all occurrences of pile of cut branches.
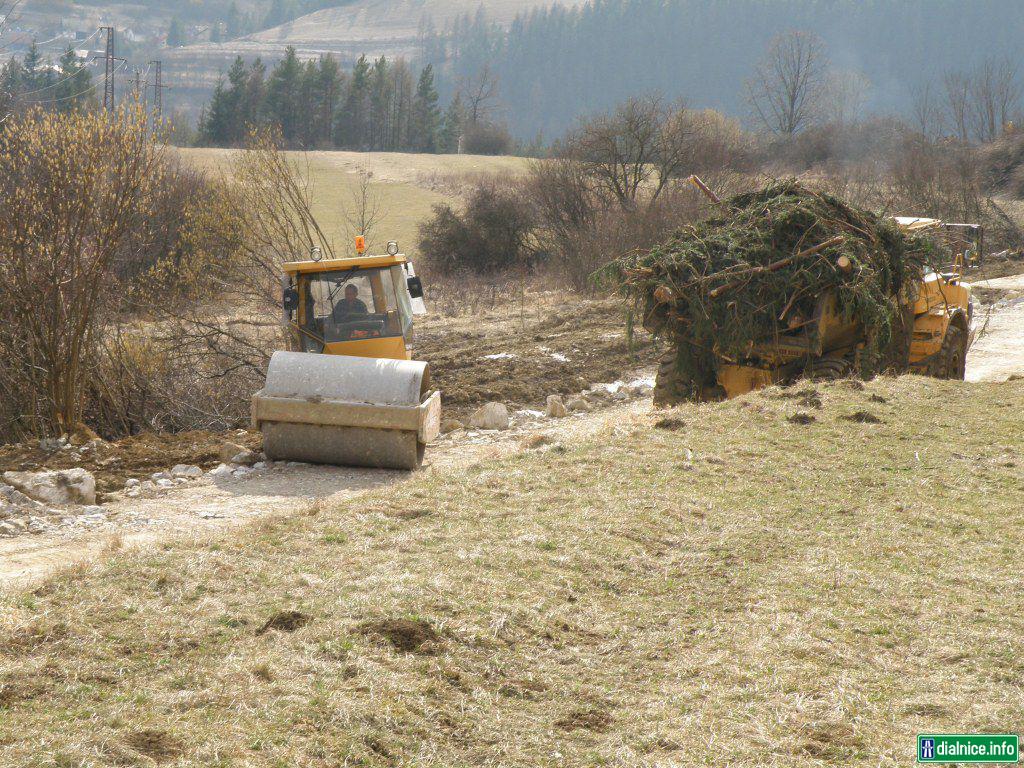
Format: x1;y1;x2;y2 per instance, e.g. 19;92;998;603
609;181;937;391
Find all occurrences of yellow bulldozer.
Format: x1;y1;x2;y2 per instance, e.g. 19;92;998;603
251;239;441;470
658;216;979;402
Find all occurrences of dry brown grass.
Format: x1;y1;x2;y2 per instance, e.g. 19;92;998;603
1;375;1022;766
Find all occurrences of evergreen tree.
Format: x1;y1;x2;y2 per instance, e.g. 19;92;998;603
368;57;390;150
264;46;303;141
313;54;344;146
242;58;266;130
225;2;244;38
53;47;93;113
411;63;440;152
439;92;465;153
336;55;370;148
166;19;186;47
22;42;43;91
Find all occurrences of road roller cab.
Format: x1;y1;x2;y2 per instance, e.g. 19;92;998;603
251;242;440;471
280;243;425;361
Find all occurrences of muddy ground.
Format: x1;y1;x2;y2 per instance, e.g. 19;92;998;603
0;431;263;501
415;297;657;415
0;296;657;496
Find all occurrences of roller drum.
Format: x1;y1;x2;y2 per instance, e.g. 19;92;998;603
253;351;438;471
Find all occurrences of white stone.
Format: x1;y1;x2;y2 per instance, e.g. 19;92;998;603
0;519;26;536
566;397;592;412
2;469;96;506
253;462;267;470
124;478;141;488
219;442;247;463
26;517;50;534
545;395;568;418
469;402;510;430
151;471;170;481
230;451;259;467
209;463;234;478
170;464;203;479
155;478;175;489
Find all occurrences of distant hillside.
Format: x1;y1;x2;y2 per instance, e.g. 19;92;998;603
251;0;585;46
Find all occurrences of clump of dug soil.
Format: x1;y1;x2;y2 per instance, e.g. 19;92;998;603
842;410;882;424
359;617;439;653
123;729;183;761
555;707;614;732
256;610;311;636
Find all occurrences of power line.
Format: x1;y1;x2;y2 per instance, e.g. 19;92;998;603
14;33;103;98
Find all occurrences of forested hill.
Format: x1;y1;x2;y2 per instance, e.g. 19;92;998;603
425;0;1024;138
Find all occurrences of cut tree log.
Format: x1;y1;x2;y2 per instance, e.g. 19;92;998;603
708;236;845;299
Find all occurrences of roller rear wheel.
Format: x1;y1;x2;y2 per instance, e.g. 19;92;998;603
654;350;691;407
807;355;853;381
927;324;967;380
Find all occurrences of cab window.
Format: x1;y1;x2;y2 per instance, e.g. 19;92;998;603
300;267;403;347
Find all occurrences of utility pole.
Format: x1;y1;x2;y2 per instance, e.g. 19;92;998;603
149;60;168;120
128;67;144;101
93;27;126;111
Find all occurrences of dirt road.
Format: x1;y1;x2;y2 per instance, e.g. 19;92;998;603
966;273;1024;382
0;397;649;586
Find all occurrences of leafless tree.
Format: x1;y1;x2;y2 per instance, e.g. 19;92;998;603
943;71;972;142
460;63;500;125
746;31;827;135
344;169;384;252
970;56;1021;142
910;80;945;138
566;95;698;210
822;69;871;125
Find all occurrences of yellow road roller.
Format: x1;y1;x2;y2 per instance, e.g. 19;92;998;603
251;240;441;470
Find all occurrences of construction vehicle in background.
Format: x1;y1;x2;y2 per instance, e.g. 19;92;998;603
656;215;978;401
251;239;441;470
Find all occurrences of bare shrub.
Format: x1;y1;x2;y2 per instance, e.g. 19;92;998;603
527;98;756;291
0;106;163;441
462;122;513;155
133;129;328;424
418;177;535;276
771;117;908;172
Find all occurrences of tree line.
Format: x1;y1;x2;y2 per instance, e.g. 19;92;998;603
198;48;471;153
0;43;95;118
425;0;1024;140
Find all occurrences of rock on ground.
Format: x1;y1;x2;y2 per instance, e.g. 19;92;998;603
2;468;96;506
469;402;510;431
546;395;568;418
567;397;592;412
440;419;465;434
230;451;259;467
219;442;247;463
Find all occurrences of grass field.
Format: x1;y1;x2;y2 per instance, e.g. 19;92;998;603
176;148;530;259
2;375;1022;766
